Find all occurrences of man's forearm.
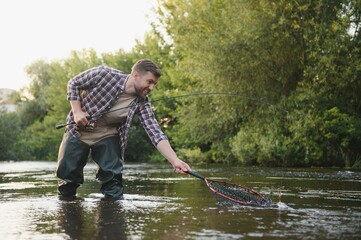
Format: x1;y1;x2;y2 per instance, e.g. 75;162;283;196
156;140;191;174
70;100;83;114
156;140;179;164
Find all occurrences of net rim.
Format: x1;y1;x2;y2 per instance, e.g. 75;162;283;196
204;177;270;206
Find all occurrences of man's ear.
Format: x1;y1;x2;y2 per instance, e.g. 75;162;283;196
132;71;139;78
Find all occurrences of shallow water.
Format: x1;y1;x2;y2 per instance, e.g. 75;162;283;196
0;161;360;239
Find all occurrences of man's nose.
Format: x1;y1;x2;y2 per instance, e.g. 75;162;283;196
149;84;155;91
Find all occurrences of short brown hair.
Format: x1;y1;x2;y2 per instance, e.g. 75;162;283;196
132;59;161;78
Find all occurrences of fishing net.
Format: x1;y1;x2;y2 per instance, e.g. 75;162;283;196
205;178;272;207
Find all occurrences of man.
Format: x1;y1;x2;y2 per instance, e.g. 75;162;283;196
57;59;191;200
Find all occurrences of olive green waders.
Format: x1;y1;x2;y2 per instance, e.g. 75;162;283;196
56;133;124;199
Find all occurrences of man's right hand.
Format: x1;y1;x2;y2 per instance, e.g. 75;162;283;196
74;111;90;126
70;100;89;126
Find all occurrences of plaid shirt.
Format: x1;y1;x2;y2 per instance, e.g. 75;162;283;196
66;65;168;159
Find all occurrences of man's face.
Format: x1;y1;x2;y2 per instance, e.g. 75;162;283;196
133;71;158;98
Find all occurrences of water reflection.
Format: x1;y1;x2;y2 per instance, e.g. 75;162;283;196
57;199;126;239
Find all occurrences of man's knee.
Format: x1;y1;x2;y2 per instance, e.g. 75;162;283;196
56;133;90;197
57;134;89;175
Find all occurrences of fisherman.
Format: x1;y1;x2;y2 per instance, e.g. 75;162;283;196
56;59;191;200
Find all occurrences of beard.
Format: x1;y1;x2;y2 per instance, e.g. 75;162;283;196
135;87;149;99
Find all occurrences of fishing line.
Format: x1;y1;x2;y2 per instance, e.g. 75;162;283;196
151;92;289;113
55;92;287;129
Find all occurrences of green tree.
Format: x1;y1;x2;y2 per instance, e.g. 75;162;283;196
26;60;53;99
157;0;361;166
157;0;304;162
0;111;22;160
14;60;54;128
232;0;361;167
283;0;361;167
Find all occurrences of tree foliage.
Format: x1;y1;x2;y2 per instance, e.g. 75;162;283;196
156;0;361;167
0;111;22;160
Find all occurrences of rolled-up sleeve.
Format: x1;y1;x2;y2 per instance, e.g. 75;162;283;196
137;101;168;146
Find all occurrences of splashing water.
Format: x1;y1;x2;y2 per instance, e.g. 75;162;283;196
277;201;294;210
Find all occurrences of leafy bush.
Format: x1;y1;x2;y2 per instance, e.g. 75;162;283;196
0;111;22;160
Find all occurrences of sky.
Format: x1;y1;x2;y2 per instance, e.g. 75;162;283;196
0;0;158;90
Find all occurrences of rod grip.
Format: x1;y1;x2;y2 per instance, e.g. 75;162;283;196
55;121;75;129
55;123;67;129
187;170;205;180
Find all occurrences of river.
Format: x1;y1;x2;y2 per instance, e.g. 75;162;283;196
0;161;360;239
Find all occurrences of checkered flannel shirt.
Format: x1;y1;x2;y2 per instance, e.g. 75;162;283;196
66;65;168;159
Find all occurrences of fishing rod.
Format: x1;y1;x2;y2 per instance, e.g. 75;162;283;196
55;92;288;129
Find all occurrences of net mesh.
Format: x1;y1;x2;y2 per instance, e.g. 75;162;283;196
205;179;271;206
